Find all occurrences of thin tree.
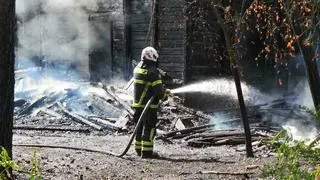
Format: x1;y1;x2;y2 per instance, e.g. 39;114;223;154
0;0;16;169
185;0;254;157
212;0;254;157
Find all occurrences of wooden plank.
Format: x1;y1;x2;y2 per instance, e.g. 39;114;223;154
131;27;149;32
130;31;149;36
89;117;121;131
130;16;150;21
13;125;90;133
159;48;185;54
160;124;216;139
159;62;186;67
159;35;186;40
158;40;185;47
183;130;245;141
57;103;103;131
131;41;150;48
87;115;118;123
159;0;184;5
158;65;185;72
131;22;150;27
157;58;185;63
132;36;150;41
158;17;185;23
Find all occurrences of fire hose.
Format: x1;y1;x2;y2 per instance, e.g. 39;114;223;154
14;96;155;158
115;96;155;157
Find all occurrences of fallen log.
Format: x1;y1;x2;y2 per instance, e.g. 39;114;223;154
159;124;216;139
87;115;117;123
57;102;103;131
214;137;246;146
250;126;282;133
183;130;245;141
17;91;66;116
18;96;47;116
187;135;245;143
187;136;261;147
89;117;121;131
13;125;90;133
187;141;213;147
161;129;207;140
253;131;275;138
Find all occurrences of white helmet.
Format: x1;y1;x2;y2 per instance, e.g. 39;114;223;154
141;46;159;62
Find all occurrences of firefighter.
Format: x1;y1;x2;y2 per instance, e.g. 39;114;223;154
132;46;170;158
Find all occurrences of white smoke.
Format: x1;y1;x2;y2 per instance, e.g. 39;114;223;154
282;122;318;141
295;80;314;109
16;0;100;63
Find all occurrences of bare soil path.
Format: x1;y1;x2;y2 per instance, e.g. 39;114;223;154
12;130;274;180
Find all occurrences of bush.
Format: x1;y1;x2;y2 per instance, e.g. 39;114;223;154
262;107;320;179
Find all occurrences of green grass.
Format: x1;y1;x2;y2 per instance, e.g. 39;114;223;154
0;147;42;180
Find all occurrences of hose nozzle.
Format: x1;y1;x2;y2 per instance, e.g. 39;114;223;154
166;89;172;96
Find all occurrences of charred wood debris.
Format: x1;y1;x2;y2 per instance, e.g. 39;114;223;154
14;76;317;153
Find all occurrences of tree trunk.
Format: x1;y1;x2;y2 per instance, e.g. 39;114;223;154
0;0;15;167
285;5;320;109
212;1;253;157
299;41;320;109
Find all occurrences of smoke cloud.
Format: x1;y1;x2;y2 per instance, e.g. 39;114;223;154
16;0;100;64
294;80;314;109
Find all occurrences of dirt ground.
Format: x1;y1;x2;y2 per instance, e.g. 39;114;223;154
12;127;275;180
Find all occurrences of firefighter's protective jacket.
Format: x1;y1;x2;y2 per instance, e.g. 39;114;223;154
132;60;165;109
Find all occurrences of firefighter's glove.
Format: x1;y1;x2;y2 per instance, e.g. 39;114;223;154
162;89;171;101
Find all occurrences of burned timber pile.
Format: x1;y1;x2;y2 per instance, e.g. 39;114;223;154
14;76;318;149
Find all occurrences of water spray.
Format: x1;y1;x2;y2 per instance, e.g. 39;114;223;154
170;78;274;105
170;79;246;97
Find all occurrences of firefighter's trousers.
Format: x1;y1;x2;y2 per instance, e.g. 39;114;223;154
133;108;158;155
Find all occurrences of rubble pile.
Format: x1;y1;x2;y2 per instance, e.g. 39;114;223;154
13;79;211;133
14;74;319;148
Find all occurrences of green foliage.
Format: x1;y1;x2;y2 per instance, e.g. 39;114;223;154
300;106;320;123
0;147;23;180
262;130;320;179
0;147;42;180
29;150;42;180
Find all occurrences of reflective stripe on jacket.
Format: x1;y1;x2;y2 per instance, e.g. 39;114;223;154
132;61;165;109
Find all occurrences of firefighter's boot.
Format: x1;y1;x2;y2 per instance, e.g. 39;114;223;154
141;151;160;159
134;140;142;156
